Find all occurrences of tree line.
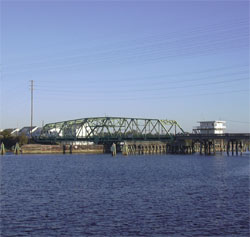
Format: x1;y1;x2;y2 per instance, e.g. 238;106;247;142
0;130;29;150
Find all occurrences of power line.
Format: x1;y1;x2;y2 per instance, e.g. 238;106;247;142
2;21;249;74
34;77;249;95
34;69;249;87
3;41;247;75
3;18;248;68
34;89;249;103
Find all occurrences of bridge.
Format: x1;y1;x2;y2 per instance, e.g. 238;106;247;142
175;133;250;155
39;116;185;143
38;117;249;155
175;133;250;140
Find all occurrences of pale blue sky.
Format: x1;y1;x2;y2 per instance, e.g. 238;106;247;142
1;0;249;132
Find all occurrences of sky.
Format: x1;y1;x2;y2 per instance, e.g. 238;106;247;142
1;0;249;133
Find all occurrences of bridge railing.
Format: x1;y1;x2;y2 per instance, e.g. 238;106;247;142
39;117;185;143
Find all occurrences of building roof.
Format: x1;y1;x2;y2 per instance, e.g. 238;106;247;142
19;126;38;134
3;128;19;133
197;121;226;123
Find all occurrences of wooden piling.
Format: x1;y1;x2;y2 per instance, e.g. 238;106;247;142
111;143;117;156
0;142;6;155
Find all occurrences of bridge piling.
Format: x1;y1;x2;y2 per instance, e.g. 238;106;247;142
111;143;117;156
208;142;211;155
69;145;73;154
213;140;216;155
231;141;234;156
239;141;243;155
200;143;202;155
1;142;6;155
227;141;230;156
63;145;66;154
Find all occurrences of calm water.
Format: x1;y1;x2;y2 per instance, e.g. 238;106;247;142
0;153;249;237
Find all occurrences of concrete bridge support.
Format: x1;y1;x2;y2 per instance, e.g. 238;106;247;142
121;141;169;156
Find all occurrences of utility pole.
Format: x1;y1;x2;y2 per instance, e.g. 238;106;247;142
30;80;34;137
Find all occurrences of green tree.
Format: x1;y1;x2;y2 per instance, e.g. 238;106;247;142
18;133;28;146
0;130;16;149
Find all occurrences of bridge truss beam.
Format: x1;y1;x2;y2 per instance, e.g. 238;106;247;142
39;117;185;143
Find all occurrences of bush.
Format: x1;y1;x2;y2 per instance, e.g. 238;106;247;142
18;133;28;146
0;131;28;149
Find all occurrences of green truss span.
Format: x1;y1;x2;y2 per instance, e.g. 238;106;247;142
39;117;185;143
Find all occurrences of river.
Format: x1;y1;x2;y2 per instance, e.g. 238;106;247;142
0;153;249;236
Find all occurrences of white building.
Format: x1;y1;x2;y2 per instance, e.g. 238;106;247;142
44;125;93;145
32;127;43;138
193;121;226;134
47;127;63;137
1;128;20;136
10;128;20;136
18;126;39;138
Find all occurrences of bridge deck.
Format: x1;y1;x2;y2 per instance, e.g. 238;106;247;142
176;133;250;140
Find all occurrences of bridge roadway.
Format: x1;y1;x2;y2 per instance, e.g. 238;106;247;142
38;117;249;155
38;116;185;143
175;133;250;141
39;117;249;143
38;133;250;143
103;133;250;155
174;133;250;155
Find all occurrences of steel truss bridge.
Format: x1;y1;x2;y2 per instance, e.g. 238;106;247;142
39;117;185;143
